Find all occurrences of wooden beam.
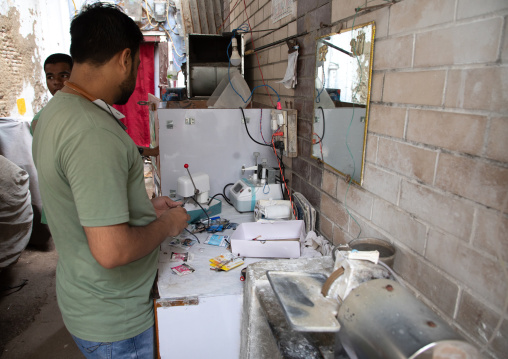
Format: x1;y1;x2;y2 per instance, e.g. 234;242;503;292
189;0;201;34
203;0;215;34
180;0;194;35
196;0;209;34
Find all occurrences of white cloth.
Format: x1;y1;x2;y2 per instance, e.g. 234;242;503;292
302;230;333;256
276;49;298;89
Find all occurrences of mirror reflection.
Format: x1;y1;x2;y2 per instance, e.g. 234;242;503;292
312;22;375;185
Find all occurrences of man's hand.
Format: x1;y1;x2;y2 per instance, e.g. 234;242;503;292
151;196;183;218
84;198;190;269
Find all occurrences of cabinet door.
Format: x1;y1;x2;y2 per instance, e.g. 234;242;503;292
156;294;242;358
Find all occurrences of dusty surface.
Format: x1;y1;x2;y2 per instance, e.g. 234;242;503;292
0;245;83;358
0;7;46;117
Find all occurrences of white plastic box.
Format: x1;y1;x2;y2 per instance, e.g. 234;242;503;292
230;220;304;258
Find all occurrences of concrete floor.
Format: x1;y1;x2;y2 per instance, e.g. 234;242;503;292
0;161;155;359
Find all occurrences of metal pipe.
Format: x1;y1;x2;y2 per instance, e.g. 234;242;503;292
244;31;308;55
321;40;353;57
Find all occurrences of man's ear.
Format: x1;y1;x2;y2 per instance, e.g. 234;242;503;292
119;48;132;73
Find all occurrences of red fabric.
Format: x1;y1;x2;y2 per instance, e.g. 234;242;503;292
113;43;154;147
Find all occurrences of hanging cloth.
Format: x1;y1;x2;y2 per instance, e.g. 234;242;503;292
113;42;155;147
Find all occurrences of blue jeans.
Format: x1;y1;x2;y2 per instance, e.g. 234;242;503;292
71;325;155;359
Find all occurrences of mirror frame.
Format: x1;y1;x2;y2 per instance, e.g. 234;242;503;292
311;21;375;186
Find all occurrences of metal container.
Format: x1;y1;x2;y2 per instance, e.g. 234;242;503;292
349;238;395;268
337;279;482;359
185;34;244;98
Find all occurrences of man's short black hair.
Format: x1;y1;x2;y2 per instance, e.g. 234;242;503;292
44;53;73;70
70;3;144;65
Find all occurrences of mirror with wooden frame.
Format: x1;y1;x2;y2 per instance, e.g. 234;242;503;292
312;21;375;185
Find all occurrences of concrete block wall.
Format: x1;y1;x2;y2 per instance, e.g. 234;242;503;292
224;0;507;358
223;0;298;108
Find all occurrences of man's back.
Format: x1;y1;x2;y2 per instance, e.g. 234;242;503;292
33;91;158;342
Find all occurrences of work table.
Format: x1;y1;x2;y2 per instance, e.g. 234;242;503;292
155;203;263;359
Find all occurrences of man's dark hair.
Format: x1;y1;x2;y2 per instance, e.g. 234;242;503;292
44;53;73;70
70;3;143;65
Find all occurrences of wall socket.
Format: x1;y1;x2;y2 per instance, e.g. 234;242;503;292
271;109;297;157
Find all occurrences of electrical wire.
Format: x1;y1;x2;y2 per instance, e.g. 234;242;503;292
259;109;271;145
240;107;271;147
207;193;232;206
141;0;185;59
241;0;276;107
223;183;234;199
314;106;325;144
227;32;280;105
71;0;78;15
271;132;296;218
313;133;324;162
216;0;243;34
184;228;200;243
189;196;210;227
315;66;326;103
165;2;180;35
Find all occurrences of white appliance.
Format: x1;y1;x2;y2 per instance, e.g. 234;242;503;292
229;178;282;212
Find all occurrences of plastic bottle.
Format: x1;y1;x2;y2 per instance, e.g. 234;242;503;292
167;61;178;82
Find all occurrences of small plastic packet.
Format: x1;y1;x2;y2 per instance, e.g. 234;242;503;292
169;252;194;262
171;263;195;276
205;234;230;247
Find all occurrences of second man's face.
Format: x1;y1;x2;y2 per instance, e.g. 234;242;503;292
45;62;72;96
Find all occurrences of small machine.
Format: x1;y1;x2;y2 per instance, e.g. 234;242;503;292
176;164;221;223
229;152;283;212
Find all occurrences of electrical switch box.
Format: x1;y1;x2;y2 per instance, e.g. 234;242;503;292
271;109;297;157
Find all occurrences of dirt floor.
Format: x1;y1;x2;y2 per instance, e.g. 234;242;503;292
0;243;83;358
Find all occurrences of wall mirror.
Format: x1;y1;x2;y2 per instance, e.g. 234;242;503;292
312;21;375;185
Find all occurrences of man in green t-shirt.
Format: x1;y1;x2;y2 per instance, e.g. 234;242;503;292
32;3;189;358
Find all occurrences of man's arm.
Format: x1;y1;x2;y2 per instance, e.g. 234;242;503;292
84;201;189;269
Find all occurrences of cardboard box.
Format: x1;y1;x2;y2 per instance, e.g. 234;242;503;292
230;220;304;258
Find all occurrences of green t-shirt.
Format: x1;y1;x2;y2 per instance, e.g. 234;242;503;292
32;91;158;342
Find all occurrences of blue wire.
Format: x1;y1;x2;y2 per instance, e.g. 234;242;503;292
226;29;280;105
315;66;325;103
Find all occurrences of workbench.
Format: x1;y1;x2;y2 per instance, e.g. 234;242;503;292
155;203;263;359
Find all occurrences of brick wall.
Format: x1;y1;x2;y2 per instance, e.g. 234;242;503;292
223;0;507;357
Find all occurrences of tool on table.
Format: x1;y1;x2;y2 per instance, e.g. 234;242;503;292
229;152;283;212
176;164;222;223
179;163;209;204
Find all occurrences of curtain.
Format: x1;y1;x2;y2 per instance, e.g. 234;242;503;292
114;42;154;147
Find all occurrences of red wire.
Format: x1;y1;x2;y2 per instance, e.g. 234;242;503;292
271;133;296;218
242;0;276;107
217;0;242;34
313;133;324;162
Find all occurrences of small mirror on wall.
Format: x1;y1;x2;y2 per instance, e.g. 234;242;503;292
312;21;375;185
